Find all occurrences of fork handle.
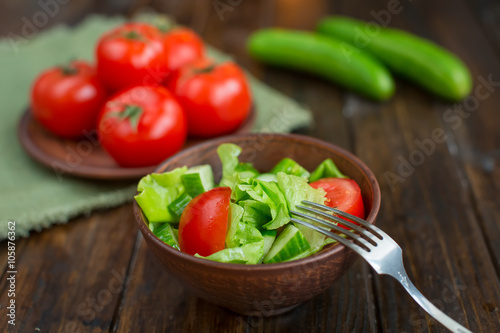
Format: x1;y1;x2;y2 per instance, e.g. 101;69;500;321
390;270;472;333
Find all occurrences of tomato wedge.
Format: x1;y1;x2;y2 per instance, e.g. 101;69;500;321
310;178;365;228
178;187;231;256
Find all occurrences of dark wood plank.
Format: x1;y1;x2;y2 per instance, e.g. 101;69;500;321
335;0;500;331
0;204;138;332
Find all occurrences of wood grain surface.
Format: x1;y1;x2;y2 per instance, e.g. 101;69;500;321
1;0;500;332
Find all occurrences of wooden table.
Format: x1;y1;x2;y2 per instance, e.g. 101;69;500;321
2;0;500;332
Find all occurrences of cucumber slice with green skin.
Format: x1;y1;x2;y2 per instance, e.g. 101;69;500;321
255;173;278;183
263;224;310;263
154;223;180;250
270;158;310;179
168;193;193;220
182;165;215;197
236;162;260;179
309;158;348;182
259;229;278;263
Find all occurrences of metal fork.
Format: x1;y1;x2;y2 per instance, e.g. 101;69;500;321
290;200;472;333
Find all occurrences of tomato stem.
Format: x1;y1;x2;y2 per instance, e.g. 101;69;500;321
192;64;217;74
106;105;143;133
60;62;78;76
123;30;142;40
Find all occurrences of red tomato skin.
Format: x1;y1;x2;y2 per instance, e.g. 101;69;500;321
178;187;231;256
167;59;252;138
96;23;168;92
30;61;107;139
97;86;187;168
163;28;204;74
310;178;365;228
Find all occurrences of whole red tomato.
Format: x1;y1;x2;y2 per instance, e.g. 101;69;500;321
96;23;167;92
310;178;365;229
178;187;231;256
30;60;107;139
162;27;204;75
167;59;252;138
97;86;187;168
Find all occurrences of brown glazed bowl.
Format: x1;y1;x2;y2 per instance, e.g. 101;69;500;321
133;133;381;316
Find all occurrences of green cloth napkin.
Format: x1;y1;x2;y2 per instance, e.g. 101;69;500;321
0;15;312;239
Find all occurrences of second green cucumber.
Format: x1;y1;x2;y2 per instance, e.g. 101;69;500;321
247;29;395;101
317;16;472;101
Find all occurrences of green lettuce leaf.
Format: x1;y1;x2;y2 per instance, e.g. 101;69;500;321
218;143;242;190
196;241;264;264
135;167;188;223
226;203;265;248
239;200;272;228
309;158;348;182
226;203;245;248
239;180;290;230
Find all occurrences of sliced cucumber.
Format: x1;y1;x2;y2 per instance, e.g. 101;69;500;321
168;193;192;220
154;223;180;250
255;173;278;183
181;164;215;197
258;229;278;263
309;158;348;182
270;158;310;179
235;162;260;179
263;224;310;263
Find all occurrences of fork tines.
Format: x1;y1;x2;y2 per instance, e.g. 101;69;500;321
290;200;382;252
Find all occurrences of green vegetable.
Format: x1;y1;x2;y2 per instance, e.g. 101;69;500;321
135;167;187;223
197;241;264;264
309;158;348;182
247;29;395;101
225;203;245;248
259;230;278;263
270;158;310;179
239;200;272;228
316;16;472;101
168;193;192;220
218;143;242;190
235;162;260;179
239;180;290;230
263;224;311;263
255;173;278;183
154;223;180;250
276;172;328;254
182;164;214;197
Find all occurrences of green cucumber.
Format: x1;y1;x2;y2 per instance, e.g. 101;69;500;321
181;165;214;197
270;158;310;179
309;158;348;182
235;162;260;179
247;29;395;101
316;16;472;101
255;173;278;183
154;223;180;250
168;193;192;220
259;229;278;263
263;224;311;264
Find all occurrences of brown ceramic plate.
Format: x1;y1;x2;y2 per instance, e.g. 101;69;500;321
17;107;255;180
